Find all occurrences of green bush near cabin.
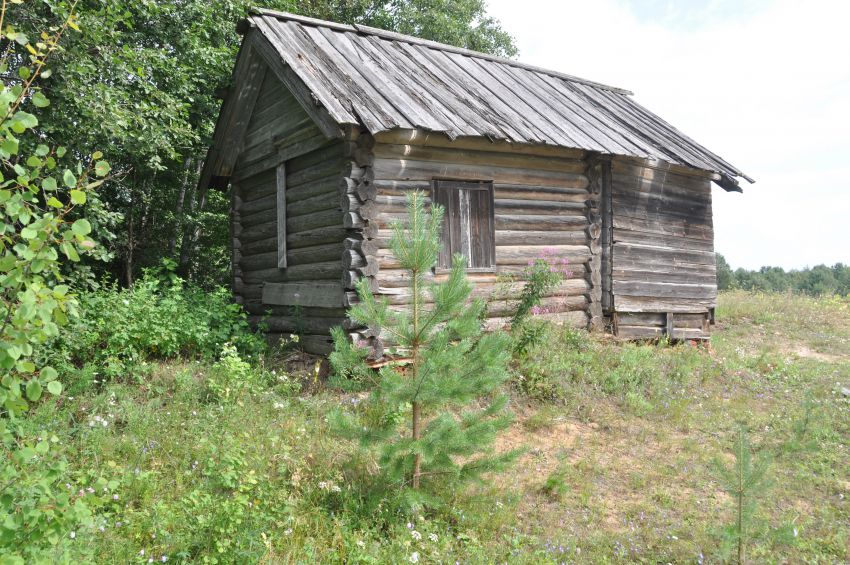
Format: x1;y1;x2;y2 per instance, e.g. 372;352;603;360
36;271;266;394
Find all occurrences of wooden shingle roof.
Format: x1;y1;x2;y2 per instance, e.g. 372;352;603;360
225;9;752;190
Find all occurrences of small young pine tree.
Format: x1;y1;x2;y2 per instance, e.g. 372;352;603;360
714;425;772;564
332;191;515;498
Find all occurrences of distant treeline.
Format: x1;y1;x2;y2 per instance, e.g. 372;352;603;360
717;255;850;296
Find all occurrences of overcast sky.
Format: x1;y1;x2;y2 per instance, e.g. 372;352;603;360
486;0;849;270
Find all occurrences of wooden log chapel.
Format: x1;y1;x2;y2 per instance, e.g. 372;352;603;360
199;9;753;354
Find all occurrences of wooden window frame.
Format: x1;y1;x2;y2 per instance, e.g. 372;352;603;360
431;179;496;273
276;163;287;268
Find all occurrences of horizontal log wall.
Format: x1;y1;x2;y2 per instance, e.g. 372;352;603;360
609;157;717;339
360;134;594;345
231;71;354;354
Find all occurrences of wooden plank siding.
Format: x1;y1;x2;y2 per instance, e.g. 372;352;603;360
363;134;594;337
609;157;717;339
230;70;353;354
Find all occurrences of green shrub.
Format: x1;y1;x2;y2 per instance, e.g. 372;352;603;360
39;273;265;383
328;326;376;390
206;343;262;403
0;3;117;561
509;249;570;356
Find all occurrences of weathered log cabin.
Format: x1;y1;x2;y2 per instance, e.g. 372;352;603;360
199;9;752;354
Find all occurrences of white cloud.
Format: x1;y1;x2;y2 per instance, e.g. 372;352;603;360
486;0;850;269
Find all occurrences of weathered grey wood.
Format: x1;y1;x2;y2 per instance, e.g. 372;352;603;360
612;268;717;285
262;281;345;307
483;310;588;331
611;173;712;204
373;263;588;288
251;315;348;334
615;325;706;340
242;260;343;283
286;241;345;266
277;131;332;163
614;243;715;266
614;228;715;252
287;158;348;189
613;281;716;300
342;270;378;291
285;173;342;203
494;184;590;202
285;225;366;249
239;250;280;272
288;189;339;217
232;152;284;185
239;219;278;245
343;212;367;229
199;41;267;189
494;214;587;231
341;249;377;271
374;143;587;175
372;157;590;189
373;277;589;305
276;163;287;268
247;26;343;138
614;295;714;313
612;215;713;241
287;207;345;234
494;230;589;246
372;128;586;159
613;155;720;182
238;192;275;216
344;237;378;256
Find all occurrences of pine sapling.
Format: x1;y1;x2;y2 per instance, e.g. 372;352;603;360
332;191;516;501
713;425;772;564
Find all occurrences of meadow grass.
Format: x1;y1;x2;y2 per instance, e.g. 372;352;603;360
22;291;850;563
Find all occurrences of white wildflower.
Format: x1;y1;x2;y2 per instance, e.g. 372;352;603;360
69;531;76;539
409;552;419;563
356;540;365;548
428;533;438;543
411;530;422;541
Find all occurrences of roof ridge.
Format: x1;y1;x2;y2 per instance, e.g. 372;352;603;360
249;8;634;96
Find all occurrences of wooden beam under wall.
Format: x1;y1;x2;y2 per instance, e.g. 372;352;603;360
262;282;345;307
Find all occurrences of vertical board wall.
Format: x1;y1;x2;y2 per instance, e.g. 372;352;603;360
609;158;717;339
229;70;350;352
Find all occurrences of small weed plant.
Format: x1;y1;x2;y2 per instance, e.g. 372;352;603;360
510;248;571;356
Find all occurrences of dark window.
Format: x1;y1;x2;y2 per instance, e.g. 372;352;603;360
432;180;495;271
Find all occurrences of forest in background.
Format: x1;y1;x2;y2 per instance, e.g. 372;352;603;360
7;0;517;289
716;255;850;296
